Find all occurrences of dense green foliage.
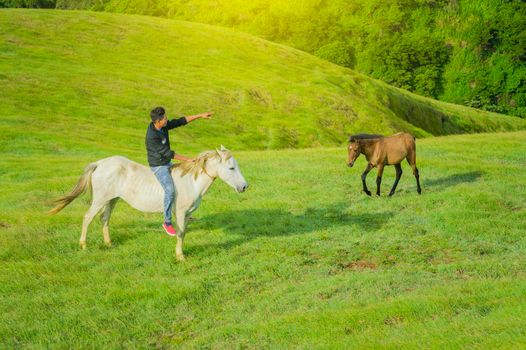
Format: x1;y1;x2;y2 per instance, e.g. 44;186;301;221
5;0;523;118
0;0;54;7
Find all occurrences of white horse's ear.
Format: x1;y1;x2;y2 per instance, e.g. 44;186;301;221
216;147;227;162
220;145;227;151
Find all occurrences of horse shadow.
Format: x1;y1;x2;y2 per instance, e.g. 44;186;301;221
423;171;483;190
188;202;394;253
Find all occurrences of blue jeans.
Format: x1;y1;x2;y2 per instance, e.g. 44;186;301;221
151;164;176;225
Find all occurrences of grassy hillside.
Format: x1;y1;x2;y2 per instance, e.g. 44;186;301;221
1;9;525;158
1;130;525;348
15;0;523;117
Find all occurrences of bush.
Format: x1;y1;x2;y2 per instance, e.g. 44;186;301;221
0;0;55;7
315;41;355;68
55;0;103;9
360;34;450;98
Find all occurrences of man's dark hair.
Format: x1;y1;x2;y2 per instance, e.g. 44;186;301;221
150;106;166;122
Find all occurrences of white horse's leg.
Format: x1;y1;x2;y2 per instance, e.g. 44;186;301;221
175;209;188;261
80;200;105;249
101;198;118;246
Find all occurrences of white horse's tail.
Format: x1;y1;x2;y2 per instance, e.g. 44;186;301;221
48;162;98;215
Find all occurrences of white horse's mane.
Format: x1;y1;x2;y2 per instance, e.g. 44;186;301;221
172;149;233;179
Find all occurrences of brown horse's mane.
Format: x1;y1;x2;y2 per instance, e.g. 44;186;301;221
348;133;384;143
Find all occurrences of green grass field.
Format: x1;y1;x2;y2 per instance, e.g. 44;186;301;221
1;8;526;349
1;131;526;348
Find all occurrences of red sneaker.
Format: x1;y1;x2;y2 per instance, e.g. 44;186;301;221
162;223;177;237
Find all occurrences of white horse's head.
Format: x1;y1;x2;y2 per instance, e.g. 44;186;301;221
211;145;248;193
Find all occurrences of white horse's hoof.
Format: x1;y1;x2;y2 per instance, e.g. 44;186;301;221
104;241;112;247
176;254;186;262
79;242;87;250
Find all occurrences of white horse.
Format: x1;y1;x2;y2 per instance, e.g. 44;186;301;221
49;146;248;260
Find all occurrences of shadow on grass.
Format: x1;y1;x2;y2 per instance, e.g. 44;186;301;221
423;171;484;189
109;220;164;246
188;202;394;253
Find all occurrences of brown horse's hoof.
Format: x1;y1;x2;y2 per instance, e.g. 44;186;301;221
364;190;372;196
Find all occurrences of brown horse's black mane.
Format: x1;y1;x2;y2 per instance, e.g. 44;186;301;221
348;133;384;142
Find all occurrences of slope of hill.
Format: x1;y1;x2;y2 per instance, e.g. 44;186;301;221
1;9;525;158
6;0;523;117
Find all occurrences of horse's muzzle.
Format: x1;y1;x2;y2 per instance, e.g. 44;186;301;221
348;162;354;168
237;183;249;193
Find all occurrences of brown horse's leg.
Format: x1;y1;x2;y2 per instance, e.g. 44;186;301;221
361;163;373;196
407;153;421;194
376;164;385;196
414;166;422;194
389;163;403;196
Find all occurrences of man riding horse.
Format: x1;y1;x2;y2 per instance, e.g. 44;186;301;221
146;107;213;236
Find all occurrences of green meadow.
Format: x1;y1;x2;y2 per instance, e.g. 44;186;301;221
2;132;526;349
1;9;526;349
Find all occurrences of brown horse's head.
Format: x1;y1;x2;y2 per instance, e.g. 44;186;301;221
347;138;361;167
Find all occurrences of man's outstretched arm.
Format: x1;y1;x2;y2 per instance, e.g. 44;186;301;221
184;111;213;123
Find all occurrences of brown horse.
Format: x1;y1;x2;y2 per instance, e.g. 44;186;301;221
347;132;421;196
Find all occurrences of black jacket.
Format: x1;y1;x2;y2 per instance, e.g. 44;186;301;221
145;117;187;167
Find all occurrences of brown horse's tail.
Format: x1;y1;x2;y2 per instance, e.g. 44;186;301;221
48;162;98;215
